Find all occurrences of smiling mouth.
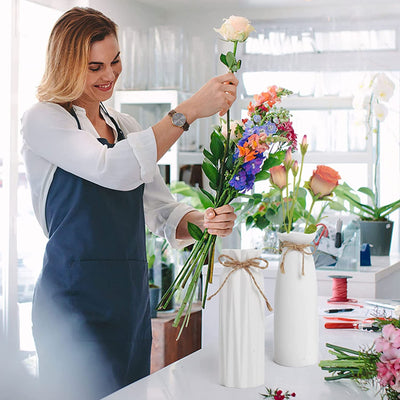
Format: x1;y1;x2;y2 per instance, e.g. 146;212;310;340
95;82;113;90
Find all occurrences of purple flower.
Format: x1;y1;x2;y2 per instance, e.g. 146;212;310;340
243;156;263;176
244;174;256;191
229;170;247;191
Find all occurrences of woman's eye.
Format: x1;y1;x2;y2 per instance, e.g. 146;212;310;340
89;66;101;72
111;59;120;65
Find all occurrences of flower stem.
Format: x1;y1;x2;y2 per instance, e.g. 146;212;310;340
304;197;316;229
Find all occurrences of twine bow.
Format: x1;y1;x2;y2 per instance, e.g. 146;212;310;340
279;241;316;275
207;254;273;311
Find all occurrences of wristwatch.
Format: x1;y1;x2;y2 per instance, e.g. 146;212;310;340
168;110;190;131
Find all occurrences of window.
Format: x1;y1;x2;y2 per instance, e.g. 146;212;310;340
228;18;400;253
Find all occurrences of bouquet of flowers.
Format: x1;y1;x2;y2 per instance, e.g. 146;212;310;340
319;308;400;399
158;16;297;337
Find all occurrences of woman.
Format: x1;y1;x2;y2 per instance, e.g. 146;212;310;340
21;7;237;400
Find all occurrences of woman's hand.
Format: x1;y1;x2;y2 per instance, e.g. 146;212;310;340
176;205;237;241
176;73;239;123
203;205;236;237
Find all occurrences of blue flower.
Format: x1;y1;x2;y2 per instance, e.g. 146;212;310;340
253;114;262;123
265;121;277;135
245;120;254;129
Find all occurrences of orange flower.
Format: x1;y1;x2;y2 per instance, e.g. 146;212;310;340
247;101;255;114
254;86;280;107
309;165;341;198
238;145;256;162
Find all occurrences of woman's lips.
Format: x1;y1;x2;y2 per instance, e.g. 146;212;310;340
95;82;113;91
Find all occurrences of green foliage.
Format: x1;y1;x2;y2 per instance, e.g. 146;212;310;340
187;222;203;241
235;185;329;233
210;130;224;161
220;51;242;72
333;182;400;221
202;162;219;186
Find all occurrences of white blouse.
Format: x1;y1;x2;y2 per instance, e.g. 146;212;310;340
21;101;195;249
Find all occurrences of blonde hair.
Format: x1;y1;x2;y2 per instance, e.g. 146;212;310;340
37;7;118;109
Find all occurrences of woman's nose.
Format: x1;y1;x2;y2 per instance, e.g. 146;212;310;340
103;65;116;81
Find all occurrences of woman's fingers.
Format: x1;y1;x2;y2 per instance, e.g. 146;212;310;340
204;205;237;237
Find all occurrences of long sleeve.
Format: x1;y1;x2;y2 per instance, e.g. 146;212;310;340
21;102;158;191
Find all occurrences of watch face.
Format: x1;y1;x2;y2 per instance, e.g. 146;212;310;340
172;112;186;127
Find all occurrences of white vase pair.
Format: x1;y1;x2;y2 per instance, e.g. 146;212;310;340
218;231;318;389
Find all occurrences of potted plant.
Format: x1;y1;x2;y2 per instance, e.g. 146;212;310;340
332;183;400;256
331;72;398;256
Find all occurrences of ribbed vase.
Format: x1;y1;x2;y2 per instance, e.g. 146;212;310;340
273;232;318;367
218;248;266;388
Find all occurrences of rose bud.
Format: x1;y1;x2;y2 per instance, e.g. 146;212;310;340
269;165;287;189
292;160;299;177
300;135;308;156
283;148;293;170
309;165;341;198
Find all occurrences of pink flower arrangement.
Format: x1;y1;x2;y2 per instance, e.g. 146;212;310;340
375;324;400;391
320;322;400;399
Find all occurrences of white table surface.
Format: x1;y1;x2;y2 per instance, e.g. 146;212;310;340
103;298;383;400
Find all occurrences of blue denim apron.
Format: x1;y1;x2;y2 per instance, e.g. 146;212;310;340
32;106;151;399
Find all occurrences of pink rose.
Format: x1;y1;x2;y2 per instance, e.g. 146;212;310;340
309;165;341;199
270;165;287;189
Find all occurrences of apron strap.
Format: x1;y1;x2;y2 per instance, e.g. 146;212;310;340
70;104;125;142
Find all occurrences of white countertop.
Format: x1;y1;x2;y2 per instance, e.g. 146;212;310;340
103;298;383;400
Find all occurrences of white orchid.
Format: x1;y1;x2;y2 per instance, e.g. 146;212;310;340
372;72;395;102
373;102;388;122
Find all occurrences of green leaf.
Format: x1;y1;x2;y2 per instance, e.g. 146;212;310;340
262;155;283;172
226;51;236;69
202;162;219;186
305;224;317;234
198;188;215;209
252;193;263;203
255;170;270;182
210;131;224;160
328;201;348;212
225;155;234;170
245;216;254;229
203;148;218;166
187;222;203;241
220;53;228;67
209;181;218;191
358;187;376;204
236;59;241;69
255;216;269;229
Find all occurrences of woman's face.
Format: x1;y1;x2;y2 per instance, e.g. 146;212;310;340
78;34;122;105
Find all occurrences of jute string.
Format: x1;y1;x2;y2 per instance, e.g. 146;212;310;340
207;254;273;311
279;241;315;275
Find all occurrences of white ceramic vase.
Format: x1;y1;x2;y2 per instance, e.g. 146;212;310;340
273;231;318;367
218;248;266;388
